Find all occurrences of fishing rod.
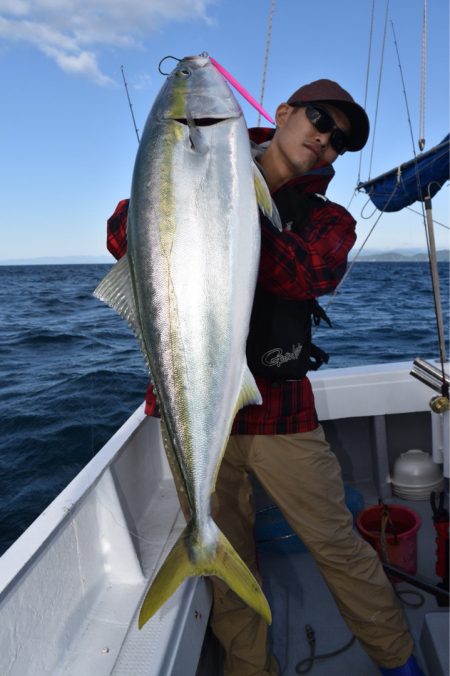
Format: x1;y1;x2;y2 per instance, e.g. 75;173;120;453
120;65;140;144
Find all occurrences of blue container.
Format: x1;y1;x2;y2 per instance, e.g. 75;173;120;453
255;484;365;555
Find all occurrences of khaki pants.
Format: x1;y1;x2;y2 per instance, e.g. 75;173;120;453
209;426;413;675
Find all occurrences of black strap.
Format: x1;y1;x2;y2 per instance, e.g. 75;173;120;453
308;343;330;371
312;300;332;328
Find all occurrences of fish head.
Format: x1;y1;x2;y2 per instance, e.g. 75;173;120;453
157;54;243;124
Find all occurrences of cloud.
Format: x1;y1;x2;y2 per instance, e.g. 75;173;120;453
0;0;217;85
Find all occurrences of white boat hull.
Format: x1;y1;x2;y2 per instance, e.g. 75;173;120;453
0;362;447;675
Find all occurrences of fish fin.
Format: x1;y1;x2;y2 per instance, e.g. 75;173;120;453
138;525;197;629
253;162;282;231
94;254;138;329
138;522;271;629
235;365;263;412
210;366;261;494
93;255;153;377
213;529;271;624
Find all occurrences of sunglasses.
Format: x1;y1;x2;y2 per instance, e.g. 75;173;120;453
290;103;349;155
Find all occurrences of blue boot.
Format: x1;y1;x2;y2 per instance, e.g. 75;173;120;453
379;655;425;675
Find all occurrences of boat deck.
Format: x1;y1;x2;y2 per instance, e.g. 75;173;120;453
1;363;448;676
197;480;449;675
261;486;446;675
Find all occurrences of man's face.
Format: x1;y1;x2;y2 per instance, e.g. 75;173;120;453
271;102;352;177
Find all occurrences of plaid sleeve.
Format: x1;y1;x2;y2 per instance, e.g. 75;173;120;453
258;198;356;299
107;199;129;260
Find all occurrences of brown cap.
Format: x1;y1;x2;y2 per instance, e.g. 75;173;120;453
287;79;370;151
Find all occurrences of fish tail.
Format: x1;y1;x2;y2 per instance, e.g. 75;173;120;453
138;522;271;629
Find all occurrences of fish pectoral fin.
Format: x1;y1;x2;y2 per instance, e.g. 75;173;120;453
253;161;282;231
94;254;138;329
93;254;153;377
235;365;263;413
138;523;271;629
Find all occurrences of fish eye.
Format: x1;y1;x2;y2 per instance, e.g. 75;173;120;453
176;67;191;79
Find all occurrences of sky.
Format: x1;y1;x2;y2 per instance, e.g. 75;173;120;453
0;0;448;261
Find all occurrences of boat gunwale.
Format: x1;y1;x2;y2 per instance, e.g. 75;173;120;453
0;403;148;599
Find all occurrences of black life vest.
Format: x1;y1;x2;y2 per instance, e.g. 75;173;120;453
246;289;330;380
246;185;331;381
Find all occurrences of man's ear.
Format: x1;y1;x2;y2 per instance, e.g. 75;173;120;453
275;103;293;128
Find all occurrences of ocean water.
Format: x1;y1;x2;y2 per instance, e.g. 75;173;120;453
0;262;448;555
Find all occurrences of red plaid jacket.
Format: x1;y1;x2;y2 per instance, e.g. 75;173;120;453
107;128;356;434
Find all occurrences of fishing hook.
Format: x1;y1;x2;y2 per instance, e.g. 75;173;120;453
158;55;181;75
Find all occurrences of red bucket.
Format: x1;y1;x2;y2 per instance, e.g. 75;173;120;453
356;504;421;579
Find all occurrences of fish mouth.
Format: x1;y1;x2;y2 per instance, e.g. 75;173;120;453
173;117;229;126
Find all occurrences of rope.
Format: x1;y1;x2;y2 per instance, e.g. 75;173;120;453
367;0;390;179
407;204;450;230
419;0;427;150
258;0;276;127
295;625;356;674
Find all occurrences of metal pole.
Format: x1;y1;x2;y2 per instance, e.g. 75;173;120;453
413;357;449;384
424;196;447;364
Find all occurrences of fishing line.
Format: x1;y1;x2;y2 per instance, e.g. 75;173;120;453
96;492;182;550
419;0;427;150
258;0;276;127
345;189;357;212
88;274;108;461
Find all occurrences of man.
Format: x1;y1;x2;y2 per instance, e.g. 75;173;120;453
107;79;424;676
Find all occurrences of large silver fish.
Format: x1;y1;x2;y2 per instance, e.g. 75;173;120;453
94;54;278;628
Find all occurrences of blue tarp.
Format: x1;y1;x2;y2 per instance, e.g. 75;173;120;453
358;134;449;212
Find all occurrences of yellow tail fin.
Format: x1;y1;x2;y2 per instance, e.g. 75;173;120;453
138;522;271;629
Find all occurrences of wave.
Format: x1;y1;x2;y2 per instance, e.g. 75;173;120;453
0;262;448;555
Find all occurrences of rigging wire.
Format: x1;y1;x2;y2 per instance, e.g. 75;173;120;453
258;0;276;127
391;22;419;162
356;0;376;186
367;0;390;180
407;205;449;230
390;20;448;369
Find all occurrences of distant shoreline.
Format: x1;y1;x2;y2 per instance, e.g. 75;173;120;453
349;250;450;263
1;250;449;266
